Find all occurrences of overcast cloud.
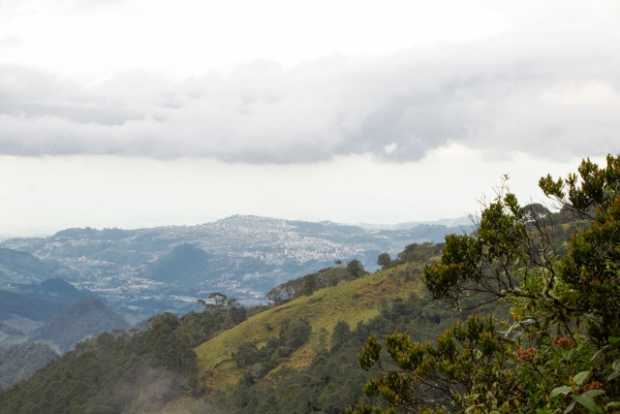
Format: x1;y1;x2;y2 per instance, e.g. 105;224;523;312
1;1;619;233
0;1;619;163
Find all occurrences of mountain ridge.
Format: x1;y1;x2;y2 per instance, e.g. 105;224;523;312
1;215;473;318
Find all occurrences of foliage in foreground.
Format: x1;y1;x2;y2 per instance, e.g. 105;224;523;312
352;155;620;413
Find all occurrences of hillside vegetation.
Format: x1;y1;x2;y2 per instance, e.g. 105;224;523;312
195;261;426;390
265;261;367;304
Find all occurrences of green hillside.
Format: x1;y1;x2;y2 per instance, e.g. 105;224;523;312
195;261;426;390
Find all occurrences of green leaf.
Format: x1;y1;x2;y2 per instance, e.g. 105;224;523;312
590;346;609;364
605;401;620;410
573;370;591;386
581;390;605;399
563;400;576;414
572;394;603;414
608;361;620;381
550;386;572;398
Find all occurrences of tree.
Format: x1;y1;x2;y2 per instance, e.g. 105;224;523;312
352;155;620;414
234;342;260;368
279;319;311;351
377;253;391;269
397;242;442;264
347;260;365;278
331;320;352;351
302;275;318;296
228;304;247;324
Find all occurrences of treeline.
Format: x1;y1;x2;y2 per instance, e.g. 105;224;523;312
224;292;472;414
376;242;443;270
266;259;367;304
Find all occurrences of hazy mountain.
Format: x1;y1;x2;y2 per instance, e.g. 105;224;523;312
0;276;126;354
0;248;78;288
1;215;472;316
0;343;58;391
0;290;67;322
0;278;93;322
146;243;211;284
0;322;28;349
357;215;475;230
33;298;129;352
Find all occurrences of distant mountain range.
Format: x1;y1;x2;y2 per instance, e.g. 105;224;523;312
33;297;129;352
356;215;476;230
0;277;91;322
0;275;129;389
0;276;127;349
0;215;473;317
0;248;78;288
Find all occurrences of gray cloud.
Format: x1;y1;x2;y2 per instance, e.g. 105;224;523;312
1;29;619;163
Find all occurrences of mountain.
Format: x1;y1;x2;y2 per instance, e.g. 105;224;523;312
0;278;93;322
33;298;129;352
0;322;28;349
0;215;472;317
357;215;475;230
0;248;77;288
0;290;67;322
22;278;89;301
147;243;211;284
0;277;126;354
0;249;88;324
0;343;58;391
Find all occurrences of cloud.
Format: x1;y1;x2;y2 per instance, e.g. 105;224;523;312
0;29;619;163
0;0;125;15
0;35;21;48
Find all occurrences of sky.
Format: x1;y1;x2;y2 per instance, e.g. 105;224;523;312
1;0;619;236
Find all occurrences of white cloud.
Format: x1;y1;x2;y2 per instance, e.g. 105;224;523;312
0;28;619;162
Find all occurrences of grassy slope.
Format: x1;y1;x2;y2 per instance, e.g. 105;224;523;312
195;262;425;390
157;397;214;414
